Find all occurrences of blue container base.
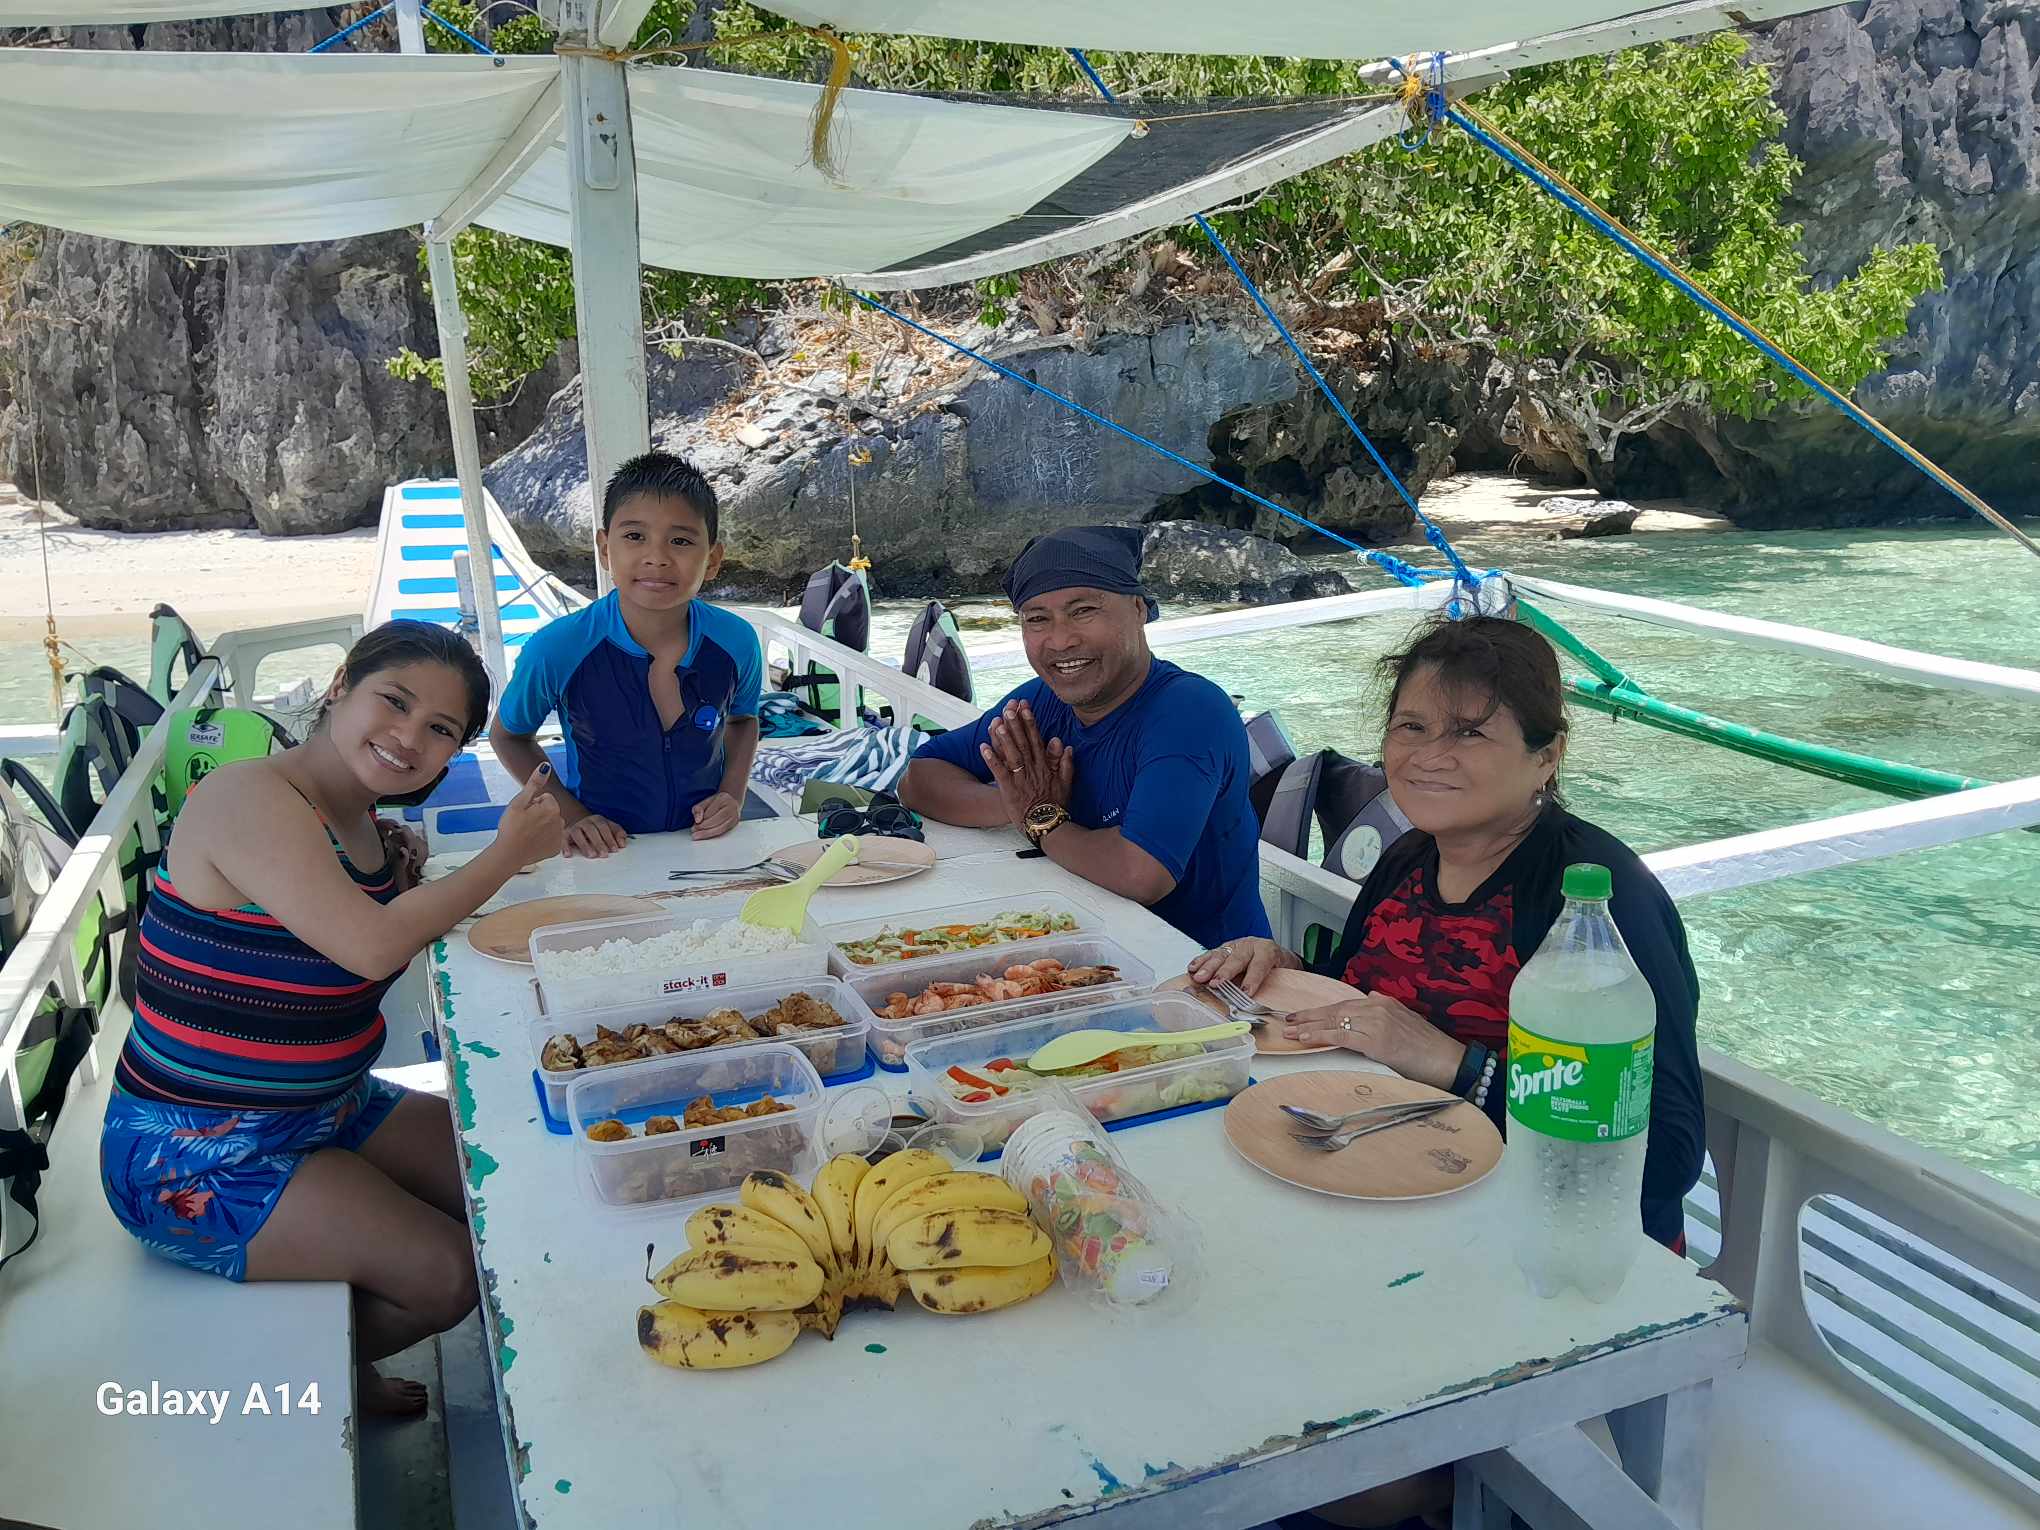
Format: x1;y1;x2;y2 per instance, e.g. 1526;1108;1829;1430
532;1050;877;1136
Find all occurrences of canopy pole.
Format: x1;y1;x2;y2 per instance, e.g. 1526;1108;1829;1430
424;237;511;687
399;4;507;685
394;0;427;56
557;0;650;595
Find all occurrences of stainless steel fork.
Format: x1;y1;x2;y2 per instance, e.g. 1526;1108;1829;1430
1210;977;1275;1029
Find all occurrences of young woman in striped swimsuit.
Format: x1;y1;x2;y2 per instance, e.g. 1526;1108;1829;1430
100;623;564;1418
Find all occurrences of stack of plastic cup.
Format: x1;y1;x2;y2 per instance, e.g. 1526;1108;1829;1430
1002;1104;1177;1307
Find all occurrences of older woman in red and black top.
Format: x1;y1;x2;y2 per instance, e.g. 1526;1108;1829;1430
1192;615;1704;1251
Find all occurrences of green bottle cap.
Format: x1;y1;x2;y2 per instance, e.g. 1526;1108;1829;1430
1562;863;1612;900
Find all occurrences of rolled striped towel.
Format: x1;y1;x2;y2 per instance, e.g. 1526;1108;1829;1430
751;723;928;796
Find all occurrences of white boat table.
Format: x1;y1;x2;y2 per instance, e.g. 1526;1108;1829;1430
428;809;1745;1530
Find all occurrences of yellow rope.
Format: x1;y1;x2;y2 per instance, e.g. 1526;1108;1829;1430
15;309;66;718
846;444;872;571
555;26;858;179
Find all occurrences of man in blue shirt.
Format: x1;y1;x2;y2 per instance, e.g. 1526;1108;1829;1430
491;453;762;856
900;526;1270;950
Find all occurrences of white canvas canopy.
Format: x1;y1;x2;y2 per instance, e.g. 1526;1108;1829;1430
0;50;1132;274
480;67;1134;279
0;0;1841;58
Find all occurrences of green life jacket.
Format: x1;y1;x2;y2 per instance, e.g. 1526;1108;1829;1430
147;602;209;710
0;769;111;1272
161;705;291;819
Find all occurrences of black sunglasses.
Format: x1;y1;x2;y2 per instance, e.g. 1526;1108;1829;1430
818;800;924;842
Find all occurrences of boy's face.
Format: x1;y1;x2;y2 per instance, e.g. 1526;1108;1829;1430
597;492;723;614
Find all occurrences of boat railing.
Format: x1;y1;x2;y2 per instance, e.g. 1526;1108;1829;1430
0;659;226;1132
739;606;985;735
210;614;366;711
1264;834;2040;1515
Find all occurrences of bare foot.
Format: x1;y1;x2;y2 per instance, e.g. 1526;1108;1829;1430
358;1366;429;1420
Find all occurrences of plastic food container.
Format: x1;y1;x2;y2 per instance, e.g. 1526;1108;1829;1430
529;976;874;1119
902;991;1252;1149
821;893;1099;977
840;934;1156;1070
530;891;828;1014
566;1043;826;1210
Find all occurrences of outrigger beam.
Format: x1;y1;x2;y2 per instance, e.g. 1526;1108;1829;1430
1565;679;1993;802
1515;598;1997;803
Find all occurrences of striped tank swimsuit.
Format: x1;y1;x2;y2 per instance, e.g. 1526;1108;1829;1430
114;805;400;1111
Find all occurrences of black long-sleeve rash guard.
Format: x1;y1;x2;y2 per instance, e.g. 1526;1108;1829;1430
1317;807;1706;1248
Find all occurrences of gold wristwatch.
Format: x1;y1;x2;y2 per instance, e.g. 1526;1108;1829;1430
1023;802;1071;847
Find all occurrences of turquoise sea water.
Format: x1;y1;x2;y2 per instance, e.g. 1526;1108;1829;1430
3;522;2036;1195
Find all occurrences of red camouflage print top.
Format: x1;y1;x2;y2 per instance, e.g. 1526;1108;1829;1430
1340;862;1518;1057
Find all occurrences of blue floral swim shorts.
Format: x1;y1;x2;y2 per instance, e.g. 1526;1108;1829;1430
101;1074;406;1282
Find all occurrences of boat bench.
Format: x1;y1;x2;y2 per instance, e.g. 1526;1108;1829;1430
0;1007;358;1530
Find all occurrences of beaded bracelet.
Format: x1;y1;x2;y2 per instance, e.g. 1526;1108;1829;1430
1470;1051;1499;1110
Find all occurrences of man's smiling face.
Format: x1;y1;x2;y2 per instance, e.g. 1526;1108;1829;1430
1018;586;1150;718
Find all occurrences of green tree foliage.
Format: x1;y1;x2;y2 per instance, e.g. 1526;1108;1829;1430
392;0;775;397
397;4;1940;475
1198;35;1941;475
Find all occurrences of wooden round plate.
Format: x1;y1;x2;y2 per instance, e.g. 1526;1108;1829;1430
465;894;666;965
1159;968;1360;1055
771;837;937;886
1223;1070;1502;1200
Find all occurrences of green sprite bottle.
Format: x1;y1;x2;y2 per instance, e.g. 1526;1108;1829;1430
1503;863;1656;1301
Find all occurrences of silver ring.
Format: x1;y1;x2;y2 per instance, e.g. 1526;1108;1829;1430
1340;1018;1352;1032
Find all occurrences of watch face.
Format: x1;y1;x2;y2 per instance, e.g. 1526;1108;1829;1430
1027;804;1061;828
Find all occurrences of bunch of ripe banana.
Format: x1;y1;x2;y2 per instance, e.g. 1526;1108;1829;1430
638;1148;1057;1370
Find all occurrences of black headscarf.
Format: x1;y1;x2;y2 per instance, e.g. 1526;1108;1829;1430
1001;525;1157;621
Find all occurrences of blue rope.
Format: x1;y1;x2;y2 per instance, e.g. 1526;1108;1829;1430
851;292;1449;589
421;5;495;54
308;3;392;52
1424;85;2040;561
1067;48;1484;602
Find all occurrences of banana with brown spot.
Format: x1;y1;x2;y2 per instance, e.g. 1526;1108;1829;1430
850;1148;950;1266
868;1171;1028;1260
906;1253;1057;1315
637;1302;800;1368
885;1207;1050;1272
740;1170;836;1274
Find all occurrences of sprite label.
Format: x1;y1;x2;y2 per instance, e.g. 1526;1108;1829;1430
1505;1022;1654;1143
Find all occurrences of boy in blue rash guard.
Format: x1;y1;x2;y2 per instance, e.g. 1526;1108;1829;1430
490;453;762;857
899;525;1271;949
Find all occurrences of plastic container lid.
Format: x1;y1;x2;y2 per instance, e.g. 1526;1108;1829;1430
1562;862;1612;900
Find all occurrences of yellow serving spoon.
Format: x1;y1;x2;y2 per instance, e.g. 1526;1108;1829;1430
1024;1020;1251;1074
737;834;860;935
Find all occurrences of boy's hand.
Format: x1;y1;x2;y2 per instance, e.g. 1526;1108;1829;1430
691;791;741;841
564;812;629;859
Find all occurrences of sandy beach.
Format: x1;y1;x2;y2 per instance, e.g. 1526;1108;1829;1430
0;471;1730;647
0;483;377;643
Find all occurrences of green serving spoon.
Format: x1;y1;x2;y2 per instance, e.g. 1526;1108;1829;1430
1024;1020;1251;1074
738;834;859;934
